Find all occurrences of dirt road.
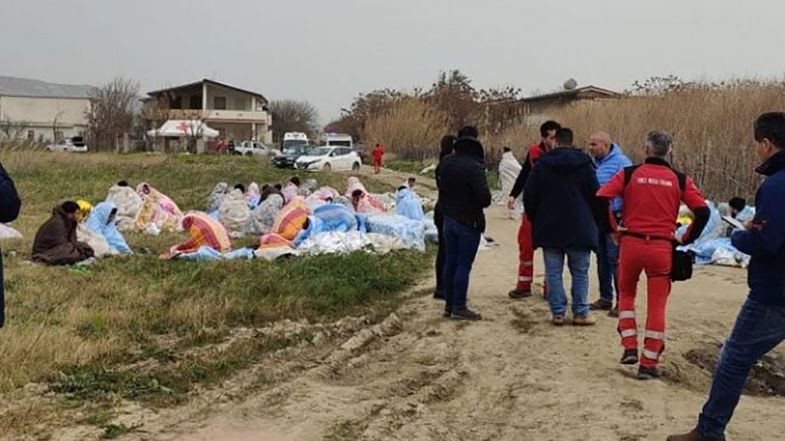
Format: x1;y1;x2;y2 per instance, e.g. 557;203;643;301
86;195;780;441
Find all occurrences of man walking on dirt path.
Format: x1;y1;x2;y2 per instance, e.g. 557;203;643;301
523;127;609;326
436;126;491;321
372;144;385;174
597;131;709;380
668;113;785;441
587;132;632;317
0;160;20;328
507;120;561;300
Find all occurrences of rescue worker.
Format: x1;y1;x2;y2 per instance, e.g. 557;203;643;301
597;130;710;380
372;143;385;174
668;112;785;441
587;132;632;317
507;120;561;299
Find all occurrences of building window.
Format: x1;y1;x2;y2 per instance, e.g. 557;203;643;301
27;130;35;140
170;96;182;109
189;95;202;110
214;96;227;110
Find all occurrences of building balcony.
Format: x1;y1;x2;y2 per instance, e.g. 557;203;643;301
166;109;270;124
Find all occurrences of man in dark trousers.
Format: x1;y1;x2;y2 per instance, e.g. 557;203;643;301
507;120;561;299
668;113;785;441
0;161;21;328
598;131;709;380
437;126;491;320
524;128;610;326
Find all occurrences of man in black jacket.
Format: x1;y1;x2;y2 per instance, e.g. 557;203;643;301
436;126;492;320
0;161;21;328
524;128;609;326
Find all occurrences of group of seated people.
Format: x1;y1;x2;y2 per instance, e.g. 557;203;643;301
30;175;427;266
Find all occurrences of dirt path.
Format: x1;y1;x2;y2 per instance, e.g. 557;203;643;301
83;202;780;441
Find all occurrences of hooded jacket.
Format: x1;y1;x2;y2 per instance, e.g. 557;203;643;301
32;206;94;265
0;162;21;328
524;146;608;249
436;136;492;232
732;150;785;307
593;143;632;213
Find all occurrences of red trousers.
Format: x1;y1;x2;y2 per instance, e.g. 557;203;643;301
617;236;672;368
373;158;382;173
516;215;535;292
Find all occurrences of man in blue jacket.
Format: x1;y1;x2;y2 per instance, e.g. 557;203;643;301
0;161;21;328
668;112;785;441
524;128;610;326
587;132;631;317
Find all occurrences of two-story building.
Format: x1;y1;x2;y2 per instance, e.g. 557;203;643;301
144;79;272;146
0;76;94;142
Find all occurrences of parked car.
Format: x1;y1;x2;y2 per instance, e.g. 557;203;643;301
273;144;316;169
295;146;362;172
234;140;279;157
46;136;88;153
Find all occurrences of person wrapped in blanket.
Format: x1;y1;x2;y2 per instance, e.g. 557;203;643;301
395;184;424;221
160;212;232;259
219;186;251;237
85;201;132;255
135;182;184;233
246;182;261;209
106;181;143;231
345;177;385;213
33;201;95;265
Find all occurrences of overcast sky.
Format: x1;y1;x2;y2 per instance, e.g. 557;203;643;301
2;0;784;123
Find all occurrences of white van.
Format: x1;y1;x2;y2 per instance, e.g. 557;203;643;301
283;132;309;150
323;133;353;149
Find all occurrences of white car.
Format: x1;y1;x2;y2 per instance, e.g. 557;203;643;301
295;146;362;172
46;136;88;153
234;140;280;157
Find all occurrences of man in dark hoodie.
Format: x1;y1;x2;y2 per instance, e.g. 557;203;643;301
524;128;609;326
436;126;491;321
0;162;21;328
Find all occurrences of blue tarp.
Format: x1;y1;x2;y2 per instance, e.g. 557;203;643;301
366;213;426;251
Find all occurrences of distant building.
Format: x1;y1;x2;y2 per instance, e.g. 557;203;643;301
143;79;272;145
0;76;94;142
521;85;622;115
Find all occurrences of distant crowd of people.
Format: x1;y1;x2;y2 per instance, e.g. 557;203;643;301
434;113;785;441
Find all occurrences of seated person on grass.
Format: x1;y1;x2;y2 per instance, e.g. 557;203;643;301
32;201;95;265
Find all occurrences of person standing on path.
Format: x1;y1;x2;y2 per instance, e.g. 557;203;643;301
587;132;632;317
433;135;456;300
523;128;609;326
437;126;491;321
0;161;20;328
372;143;385;174
668;113;785;441
597;131;709;380
507;120;561;299
498;147;522;219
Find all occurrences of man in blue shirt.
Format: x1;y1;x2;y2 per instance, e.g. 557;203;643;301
668;112;785;441
587;132;631;317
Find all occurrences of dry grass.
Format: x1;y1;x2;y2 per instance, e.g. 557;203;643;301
364;98;450;161
0;151;431;435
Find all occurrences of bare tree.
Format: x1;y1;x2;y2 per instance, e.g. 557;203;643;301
269;99;319;142
51;111;64;143
86;76;140;151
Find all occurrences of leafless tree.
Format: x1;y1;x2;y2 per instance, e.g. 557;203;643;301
0;103;31;146
269;99;319;142
86;76;140;151
51;111;64;143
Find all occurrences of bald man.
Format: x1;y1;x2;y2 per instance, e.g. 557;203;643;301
587;132;632;316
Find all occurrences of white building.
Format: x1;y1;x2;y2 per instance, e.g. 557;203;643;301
0;76;94;142
144;79;272;145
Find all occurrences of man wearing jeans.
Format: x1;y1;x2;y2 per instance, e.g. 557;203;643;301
523;128;609;326
668;112;785;441
587;132;631;317
436;126;491;321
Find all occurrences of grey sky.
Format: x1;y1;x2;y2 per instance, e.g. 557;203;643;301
2;0;784;124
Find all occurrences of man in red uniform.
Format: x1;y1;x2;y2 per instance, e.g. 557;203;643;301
508;120;561;299
597;131;710;379
372;144;385;174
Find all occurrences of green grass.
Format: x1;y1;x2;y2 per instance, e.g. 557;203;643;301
0;151;433;437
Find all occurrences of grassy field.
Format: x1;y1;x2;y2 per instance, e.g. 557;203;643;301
0;151;431;437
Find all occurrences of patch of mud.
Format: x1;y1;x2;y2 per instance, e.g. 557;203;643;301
681;343;785;397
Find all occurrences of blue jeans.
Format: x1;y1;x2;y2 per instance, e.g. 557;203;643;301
597;233;620;303
543;248;591;317
442;216;482;312
697;297;785;439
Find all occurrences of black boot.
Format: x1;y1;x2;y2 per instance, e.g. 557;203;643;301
450;308;482;321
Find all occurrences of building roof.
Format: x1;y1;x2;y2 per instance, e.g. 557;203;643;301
521;85;621;103
146;79;268;104
0;76;95;99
